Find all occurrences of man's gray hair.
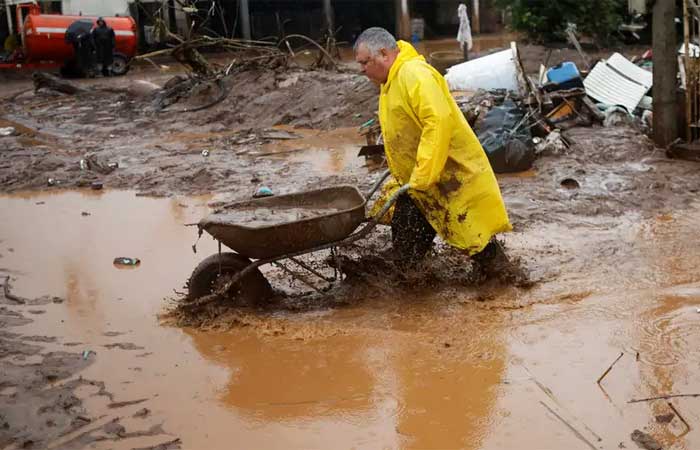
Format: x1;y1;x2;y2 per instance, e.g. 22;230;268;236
354;27;398;55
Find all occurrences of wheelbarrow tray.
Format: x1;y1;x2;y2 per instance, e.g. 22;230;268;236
199;185;366;259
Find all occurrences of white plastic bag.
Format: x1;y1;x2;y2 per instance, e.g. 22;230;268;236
457;4;473;52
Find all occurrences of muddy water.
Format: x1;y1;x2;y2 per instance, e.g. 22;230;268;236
2;190;700;449
257;127;371;175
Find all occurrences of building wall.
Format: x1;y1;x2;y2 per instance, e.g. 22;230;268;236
61;0;130;16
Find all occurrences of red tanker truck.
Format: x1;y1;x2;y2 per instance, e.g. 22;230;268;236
0;3;138;76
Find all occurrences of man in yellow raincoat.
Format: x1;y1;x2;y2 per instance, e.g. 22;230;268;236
354;27;515;278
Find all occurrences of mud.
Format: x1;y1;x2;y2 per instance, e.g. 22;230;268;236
215;206;345;227
2;40;700;450
0;293;180;450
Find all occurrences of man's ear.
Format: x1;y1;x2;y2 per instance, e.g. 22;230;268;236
378;48;389;58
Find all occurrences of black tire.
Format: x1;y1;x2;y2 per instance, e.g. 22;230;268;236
111;54;129;76
187;252;272;303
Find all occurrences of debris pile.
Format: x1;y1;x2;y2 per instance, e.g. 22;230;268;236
445;42;660;173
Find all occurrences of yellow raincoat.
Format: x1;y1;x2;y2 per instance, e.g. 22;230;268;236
375;41;511;255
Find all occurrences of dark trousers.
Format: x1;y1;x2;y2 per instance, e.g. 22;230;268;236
391;193;437;264
96;43;113;75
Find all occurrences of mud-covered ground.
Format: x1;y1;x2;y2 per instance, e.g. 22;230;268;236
2;38;700;450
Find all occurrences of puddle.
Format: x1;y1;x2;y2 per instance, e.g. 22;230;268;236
413;33;518;58
2;190;700;449
257;127;370;175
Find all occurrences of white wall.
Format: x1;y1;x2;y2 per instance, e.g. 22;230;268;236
61;0;130;17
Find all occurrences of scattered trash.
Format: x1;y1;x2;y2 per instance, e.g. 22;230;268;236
358;117;381;145
564;24;591;70
0;127;17;137
603;106;634;127
82;350;95;360
47;178;61;186
113;257;141;266
81;212;91;216
107;162;119;170
630;430;662;450
534;130;568;156
358;144;384;158
79;159;90;171
90;181;103;190
253;186;274;198
476;99;535;173
655;413;674;424
583;53;653;113
679;42;700;58
543;62;583;92
35;201;45;205
560;178;580;190
201;149;210;157
445;46;520;93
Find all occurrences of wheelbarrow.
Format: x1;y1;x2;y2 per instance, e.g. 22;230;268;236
187;169;407;302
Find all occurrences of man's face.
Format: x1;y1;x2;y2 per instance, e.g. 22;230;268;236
355;43;393;86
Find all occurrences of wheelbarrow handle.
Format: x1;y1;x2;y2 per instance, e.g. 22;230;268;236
371;182;410;222
364;169;392;201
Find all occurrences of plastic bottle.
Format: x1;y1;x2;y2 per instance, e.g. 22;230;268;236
113;257;140;266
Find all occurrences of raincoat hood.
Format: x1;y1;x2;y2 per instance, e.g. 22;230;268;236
385;41;424;88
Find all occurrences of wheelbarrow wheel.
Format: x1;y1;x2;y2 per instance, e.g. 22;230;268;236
187;252;272;303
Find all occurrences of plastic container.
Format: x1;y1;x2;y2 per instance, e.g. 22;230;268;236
445;49;519;92
546;62;580;84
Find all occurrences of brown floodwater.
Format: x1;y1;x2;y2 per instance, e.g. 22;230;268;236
2;190;700;449
258;127;370;175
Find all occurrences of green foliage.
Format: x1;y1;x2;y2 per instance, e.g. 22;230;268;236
497;0;626;44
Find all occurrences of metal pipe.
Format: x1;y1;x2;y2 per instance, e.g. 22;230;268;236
272;262;323;293
289;257;335;282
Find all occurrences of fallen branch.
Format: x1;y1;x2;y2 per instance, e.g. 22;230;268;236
32;72;86;95
3;276;27;304
539;401;598;450
667;401;691;436
596;351;624;385
526;369;603;442
165;78;230;113
629;393;700;403
283;34;338;70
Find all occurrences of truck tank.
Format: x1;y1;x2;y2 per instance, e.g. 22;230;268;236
23;14;137;63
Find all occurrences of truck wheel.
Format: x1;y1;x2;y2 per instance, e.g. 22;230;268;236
187;252;273;303
111;54;129;76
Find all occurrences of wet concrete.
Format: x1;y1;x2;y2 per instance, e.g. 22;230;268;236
2;189;700;449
